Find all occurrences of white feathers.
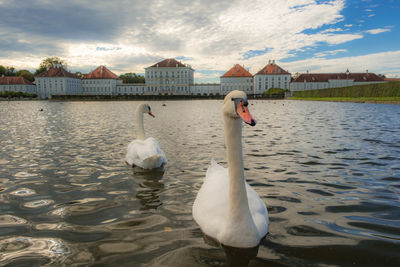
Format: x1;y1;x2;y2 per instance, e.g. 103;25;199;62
126;103;167;170
193;160;269;247
126;137;167;169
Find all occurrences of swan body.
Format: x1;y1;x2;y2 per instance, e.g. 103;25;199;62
193;90;269;248
125;103;167;169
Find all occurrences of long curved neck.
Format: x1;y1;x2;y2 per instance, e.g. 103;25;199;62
136;111;146;140
223;115;252;221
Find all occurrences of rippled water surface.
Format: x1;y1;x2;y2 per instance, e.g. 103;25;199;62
0;100;399;266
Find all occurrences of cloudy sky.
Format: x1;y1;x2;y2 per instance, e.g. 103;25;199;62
0;0;399;82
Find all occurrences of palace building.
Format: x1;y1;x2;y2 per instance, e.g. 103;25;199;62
23;58;390;98
145;58;194;95
0;76;36;95
35;64;82;99
290;70;384;91
254;60;291;94
82;65;122;95
220;64;253;95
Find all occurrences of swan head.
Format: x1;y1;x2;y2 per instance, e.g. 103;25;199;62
223;90;256;126
136;103;155;118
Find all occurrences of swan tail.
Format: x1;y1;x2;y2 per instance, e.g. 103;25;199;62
140;154;166;169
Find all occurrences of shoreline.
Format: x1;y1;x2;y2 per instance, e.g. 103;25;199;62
48;94;285;101
287;97;400;105
2;96;399;104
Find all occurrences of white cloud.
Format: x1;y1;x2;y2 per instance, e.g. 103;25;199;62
0;0;349;72
0;0;397;81
314;49;348;57
282;50;400;77
365;28;391;34
320;28;344;33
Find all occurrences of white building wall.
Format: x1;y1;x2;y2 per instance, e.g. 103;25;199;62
290;80;385;91
220;77;253;95
82;79;117;95
290;81;331;91
0;84;36;94
116;84;145;95
36;77;82;98
328;79;354;88
191;84;221;96
145;66;194;95
254;74;291;94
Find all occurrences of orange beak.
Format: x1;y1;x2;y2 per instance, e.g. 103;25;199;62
236;101;256;126
149;111;155;118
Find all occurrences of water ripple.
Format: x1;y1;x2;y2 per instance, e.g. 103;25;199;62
0;100;399;266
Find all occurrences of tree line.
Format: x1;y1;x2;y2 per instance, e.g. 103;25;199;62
1;57;145;83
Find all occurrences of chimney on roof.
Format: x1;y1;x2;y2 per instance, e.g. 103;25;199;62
366;69;368;73
346;68;350;75
176;63;178;67
306;70;309;74
101;66;103;74
157;64;159;67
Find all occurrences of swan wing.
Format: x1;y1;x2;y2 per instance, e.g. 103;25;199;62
193;160;269;242
245;183;269;238
193;159;229;239
126;137;167;169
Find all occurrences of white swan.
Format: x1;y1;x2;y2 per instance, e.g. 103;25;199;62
125;103;167;169
192;90;269;248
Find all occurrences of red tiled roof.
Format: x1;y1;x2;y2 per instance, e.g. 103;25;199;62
83;65;120;79
0;76;34;85
149;58;187;68
221;64;253;78
292;73;384;83
255;63;290;75
35;66;78;78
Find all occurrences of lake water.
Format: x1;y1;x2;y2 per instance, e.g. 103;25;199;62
0;100;399;266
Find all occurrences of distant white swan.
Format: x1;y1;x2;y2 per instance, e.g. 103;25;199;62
193;90;269;248
125;103;167;169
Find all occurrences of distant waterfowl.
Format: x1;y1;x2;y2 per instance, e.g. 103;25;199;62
125;103;167;169
193;90;269;248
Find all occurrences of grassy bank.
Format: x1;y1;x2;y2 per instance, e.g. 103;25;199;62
289;81;400;104
289;96;400;104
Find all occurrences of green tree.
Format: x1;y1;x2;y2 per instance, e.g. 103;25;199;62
119;73;145;83
74;71;84;78
0;65;6;76
35;57;67;75
5;67;16;76
16;69;35;82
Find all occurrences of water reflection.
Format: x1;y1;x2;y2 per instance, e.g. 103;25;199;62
130;167;165;211
202;233;261;267
0;237;70;266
